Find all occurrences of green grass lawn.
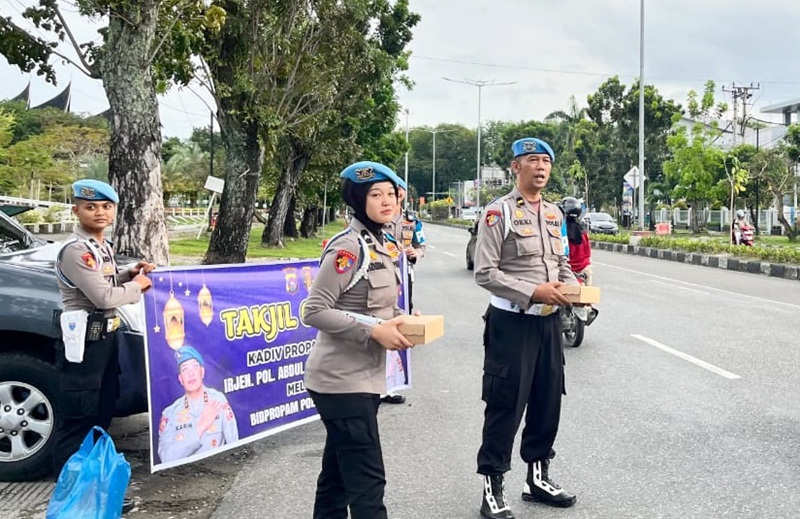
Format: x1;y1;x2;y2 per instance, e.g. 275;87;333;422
170;221;348;262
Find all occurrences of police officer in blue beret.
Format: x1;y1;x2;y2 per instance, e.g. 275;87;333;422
53;180;156;484
157;346;239;463
473;138;578;518
304;160;416;519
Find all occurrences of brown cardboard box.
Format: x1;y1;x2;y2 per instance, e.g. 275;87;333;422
557;285;601;305
398;315;445;345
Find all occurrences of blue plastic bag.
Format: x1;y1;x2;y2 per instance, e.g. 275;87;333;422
46;426;131;519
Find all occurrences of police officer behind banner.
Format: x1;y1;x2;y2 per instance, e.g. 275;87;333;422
385;180;426;310
473;138;579;519
157;346;239;463
53;179;155;475
303;161;415;519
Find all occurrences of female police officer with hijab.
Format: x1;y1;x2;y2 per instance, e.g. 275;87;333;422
303;161;415;519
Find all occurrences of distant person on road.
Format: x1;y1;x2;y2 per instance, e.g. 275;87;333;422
732;209;748;245
473;138;579;519
382;180;424;404
303;161;416;519
158;346;239;463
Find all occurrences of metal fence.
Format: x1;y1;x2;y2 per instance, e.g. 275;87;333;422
654;207;797;233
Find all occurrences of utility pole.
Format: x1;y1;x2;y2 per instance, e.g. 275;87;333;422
442;78;516;209
723;82;760;145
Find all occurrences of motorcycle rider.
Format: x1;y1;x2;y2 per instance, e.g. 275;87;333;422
732;209;752;246
562;197;592;286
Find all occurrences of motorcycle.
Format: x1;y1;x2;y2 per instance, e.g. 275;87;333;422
561;271;598;348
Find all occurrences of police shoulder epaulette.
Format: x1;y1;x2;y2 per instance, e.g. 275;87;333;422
55;237;104;288
319;228;352;266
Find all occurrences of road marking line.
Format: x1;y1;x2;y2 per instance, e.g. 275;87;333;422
648;279;708;295
442;251;455;257
595;262;800;310
631;334;741;380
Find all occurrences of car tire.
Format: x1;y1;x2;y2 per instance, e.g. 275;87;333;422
0;353;60;482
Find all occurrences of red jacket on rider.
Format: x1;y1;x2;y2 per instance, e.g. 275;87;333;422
568;232;591;272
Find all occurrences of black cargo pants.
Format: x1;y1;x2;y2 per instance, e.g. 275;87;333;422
52;330;120;475
308;391;387;519
477;306;564;475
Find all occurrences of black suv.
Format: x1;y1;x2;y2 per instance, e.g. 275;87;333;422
0;208;147;481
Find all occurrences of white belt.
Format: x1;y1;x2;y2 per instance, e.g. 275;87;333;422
490;296;559;316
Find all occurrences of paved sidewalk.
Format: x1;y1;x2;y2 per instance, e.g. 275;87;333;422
592;241;800;281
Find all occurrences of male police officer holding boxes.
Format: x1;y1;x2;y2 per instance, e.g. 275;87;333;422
53;179;154;476
473;138;578;519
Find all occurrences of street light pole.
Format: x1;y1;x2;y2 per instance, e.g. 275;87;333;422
416;128;455;202
637;0;646;231
403;108;410;210
443;78;516;209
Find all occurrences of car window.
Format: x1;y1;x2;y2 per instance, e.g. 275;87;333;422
590;213;614;222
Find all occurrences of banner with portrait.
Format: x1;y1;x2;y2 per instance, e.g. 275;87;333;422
144;256;411;472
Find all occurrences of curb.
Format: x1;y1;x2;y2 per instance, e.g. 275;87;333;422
592;241;800;281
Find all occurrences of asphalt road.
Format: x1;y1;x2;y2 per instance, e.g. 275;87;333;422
210;223;800;519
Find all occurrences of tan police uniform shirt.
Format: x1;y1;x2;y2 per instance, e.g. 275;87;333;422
56;226;142;316
474;187;577;310
303;218;402;395
385;212;426;258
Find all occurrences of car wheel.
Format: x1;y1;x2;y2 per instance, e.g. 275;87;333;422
0;353;60;481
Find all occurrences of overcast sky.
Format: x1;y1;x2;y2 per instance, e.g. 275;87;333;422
2;0;800;139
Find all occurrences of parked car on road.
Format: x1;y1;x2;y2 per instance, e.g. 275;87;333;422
461;207;479;221
0;208;147;481
584;212;619;235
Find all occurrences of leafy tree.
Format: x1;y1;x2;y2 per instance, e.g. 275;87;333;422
0;0;224;264
663;81;728;232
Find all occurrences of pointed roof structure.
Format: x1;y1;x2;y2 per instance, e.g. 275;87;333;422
10;82;31;108
31;82;71;112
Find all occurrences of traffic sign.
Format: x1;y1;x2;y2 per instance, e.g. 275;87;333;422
624;166;646;189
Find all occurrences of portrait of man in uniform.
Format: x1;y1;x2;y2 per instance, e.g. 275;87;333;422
157;345;239;463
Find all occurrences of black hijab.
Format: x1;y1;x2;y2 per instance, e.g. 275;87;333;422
341;179;397;239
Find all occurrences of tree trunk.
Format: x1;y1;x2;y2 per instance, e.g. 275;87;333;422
300;205;318;238
203;115;263;264
262;140;310;247
283;196;299;239
772;191;799;241
102;3;169;265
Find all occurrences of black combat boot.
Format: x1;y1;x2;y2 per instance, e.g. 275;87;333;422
480;474;514;519
521;459;576;508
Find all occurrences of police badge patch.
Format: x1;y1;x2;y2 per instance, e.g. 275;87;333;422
354;167;375;181
485;210;501;227
334;250;357;274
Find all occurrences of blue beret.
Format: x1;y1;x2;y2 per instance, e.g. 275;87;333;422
72;179;119;204
511;138;555;162
175;345;204;367
340;161;405;189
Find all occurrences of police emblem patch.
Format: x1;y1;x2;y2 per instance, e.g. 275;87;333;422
354;167;375;180
522;140;537;152
485;210;501;227
386;242;400;259
283;267;298;294
81;252;97;269
334;250;357;274
78;186;96;198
